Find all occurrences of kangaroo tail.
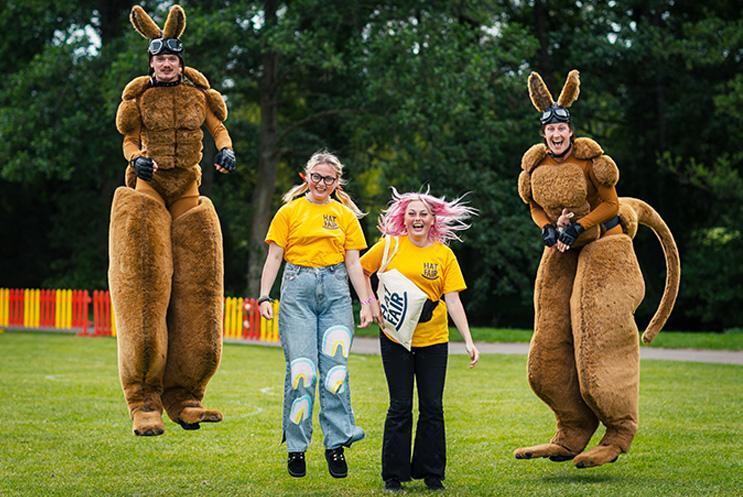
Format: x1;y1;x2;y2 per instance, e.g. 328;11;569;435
618;197;681;344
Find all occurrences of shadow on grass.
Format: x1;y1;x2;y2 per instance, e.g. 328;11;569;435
540;473;620;484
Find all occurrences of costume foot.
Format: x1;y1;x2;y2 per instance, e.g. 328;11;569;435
514;443;576;461
176;406;223;430
132;410;165;436
574;444;622;468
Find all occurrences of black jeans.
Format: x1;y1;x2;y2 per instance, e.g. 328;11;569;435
379;331;448;482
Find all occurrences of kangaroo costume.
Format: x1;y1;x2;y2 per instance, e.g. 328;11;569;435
514;70;680;468
109;5;236;436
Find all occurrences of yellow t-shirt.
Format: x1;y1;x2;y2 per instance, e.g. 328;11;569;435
265;196;367;267
360;236;466;347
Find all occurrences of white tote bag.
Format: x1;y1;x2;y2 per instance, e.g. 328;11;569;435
376;236;428;351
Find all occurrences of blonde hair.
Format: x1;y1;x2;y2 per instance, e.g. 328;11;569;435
282;151;366;218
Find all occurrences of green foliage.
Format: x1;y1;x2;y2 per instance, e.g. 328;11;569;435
1;332;741;496
0;1;740;328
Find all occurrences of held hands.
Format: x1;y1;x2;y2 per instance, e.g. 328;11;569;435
557;221;583;252
541;224;558;247
359;299;374;328
464;340;480;368
132;156;157;181
215;147;236;174
556;208;574;229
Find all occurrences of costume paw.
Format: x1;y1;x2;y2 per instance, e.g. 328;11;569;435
132;410;165;436
176;406;223;430
573;444;621;468
514;443;576;461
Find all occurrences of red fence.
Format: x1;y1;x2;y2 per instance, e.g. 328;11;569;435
0;288;90;334
0;288;278;343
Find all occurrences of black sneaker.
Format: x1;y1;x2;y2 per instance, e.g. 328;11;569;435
424;477;445;491
325;447;348;478
287;452;306;478
384;479;403;492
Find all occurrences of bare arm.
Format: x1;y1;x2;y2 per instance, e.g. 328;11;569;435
363;273;382;325
444;292;479;368
259;242;284;319
344;250;372;328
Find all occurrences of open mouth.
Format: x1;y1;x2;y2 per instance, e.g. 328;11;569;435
411;221;425;230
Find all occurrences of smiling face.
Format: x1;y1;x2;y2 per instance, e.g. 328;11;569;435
150;54;181;82
543;122;573;156
306;162;338;203
404;199;434;242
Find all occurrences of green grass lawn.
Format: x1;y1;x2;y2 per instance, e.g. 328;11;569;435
354;326;743;350
1;332;741;496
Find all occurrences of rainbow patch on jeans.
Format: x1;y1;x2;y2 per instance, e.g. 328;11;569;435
321;325;351;358
290;358;316;390
324;365;347;394
289;395;312;425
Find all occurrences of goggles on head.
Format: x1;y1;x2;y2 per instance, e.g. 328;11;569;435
148;37;183;56
540;104;570;125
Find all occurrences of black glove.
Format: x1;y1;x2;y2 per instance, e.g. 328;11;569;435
541;224;558;247
132;156;155;181
215;147;236;173
558;222;584;247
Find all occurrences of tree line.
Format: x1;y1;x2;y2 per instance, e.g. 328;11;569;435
1;0;740;330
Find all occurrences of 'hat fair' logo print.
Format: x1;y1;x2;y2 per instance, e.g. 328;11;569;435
421;262;439;280
323;214;339;230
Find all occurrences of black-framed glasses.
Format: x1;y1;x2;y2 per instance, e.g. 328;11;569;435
148;38;183;56
540;105;570;125
309;172;338;186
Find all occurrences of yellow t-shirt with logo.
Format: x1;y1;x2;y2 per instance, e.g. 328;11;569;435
265;197;367;267
360;236;466;347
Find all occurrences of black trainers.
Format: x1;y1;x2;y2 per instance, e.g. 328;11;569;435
384;478;403;492
424;477;445;491
325;447;348;478
287;452;306;478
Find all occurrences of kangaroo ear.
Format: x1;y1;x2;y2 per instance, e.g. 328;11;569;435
130;5;162;39
528;72;554;112
163;5;186;39
557;70;580;108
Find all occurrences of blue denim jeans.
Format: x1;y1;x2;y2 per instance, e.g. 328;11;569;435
279;262;365;452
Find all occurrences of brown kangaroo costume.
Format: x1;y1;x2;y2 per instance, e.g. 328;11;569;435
109;5;234;436
514;70;680;468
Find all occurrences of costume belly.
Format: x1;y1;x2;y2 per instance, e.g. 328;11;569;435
135;85;207;204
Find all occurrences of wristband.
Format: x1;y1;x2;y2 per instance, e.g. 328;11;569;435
258;295;273;305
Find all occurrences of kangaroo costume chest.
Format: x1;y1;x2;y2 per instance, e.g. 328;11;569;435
531;159;592;222
139;84;207;169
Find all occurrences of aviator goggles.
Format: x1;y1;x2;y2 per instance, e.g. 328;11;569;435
148;37;183;56
540;104;570;125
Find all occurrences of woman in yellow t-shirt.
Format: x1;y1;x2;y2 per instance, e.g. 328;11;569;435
258;152;373;479
360;189;479;492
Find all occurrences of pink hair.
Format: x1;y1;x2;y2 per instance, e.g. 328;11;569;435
377;187;477;244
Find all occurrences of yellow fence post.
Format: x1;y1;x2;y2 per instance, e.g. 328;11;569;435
33;289;40;328
0;288;8;327
236;298;244;340
224;297;232;339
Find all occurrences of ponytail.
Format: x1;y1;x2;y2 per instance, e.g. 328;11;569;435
281;183;309;204
335;184;366;219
